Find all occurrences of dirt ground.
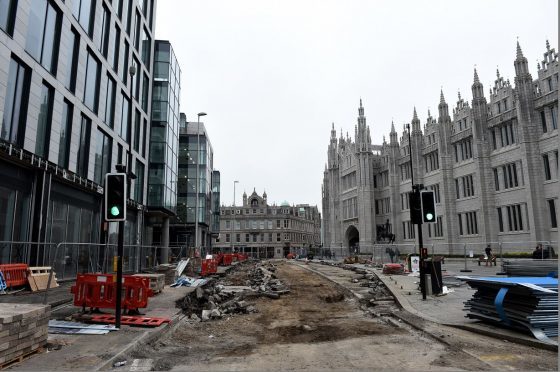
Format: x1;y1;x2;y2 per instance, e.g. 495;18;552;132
131;261;558;371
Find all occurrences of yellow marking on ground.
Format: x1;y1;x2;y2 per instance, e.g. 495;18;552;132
479;354;523;362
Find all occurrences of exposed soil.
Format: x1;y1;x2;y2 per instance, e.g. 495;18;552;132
129;261;557;371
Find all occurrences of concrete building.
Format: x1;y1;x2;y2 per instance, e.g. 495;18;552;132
145;40;180;262
322;41;559;254
171;119;220;253
214;190;321;258
0;0;156;271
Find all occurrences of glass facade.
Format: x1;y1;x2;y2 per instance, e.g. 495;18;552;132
1;57;30;148
148;41;180;214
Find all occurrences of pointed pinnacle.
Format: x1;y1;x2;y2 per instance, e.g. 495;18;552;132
496;66;500;78
391;120;395;132
546;39;550;50
458;90;461;101
516;40;524;59
359;98;363;108
440;89;446;104
474;68;480;83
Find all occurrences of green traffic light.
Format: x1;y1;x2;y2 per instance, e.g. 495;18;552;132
426;213;434;221
110;206;120;216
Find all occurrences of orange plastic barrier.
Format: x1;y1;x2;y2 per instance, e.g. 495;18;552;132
201;259;217;277
222;254;233;266
0;263;29;288
235;253;248;262
71;273;153;311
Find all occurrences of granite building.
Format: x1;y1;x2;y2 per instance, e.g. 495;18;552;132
322;41;559;254
0;0;156;270
214;190;321;258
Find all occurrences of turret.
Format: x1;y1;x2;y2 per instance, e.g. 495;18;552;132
438;89;450;123
242;191;247;206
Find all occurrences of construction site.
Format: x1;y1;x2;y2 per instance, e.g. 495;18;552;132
0;252;558;371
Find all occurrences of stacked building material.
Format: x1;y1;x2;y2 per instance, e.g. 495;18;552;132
133;273;165;294
0;303;50;366
457;276;558;344
502;259;558;277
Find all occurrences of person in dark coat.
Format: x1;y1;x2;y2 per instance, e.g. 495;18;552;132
484;245;493;266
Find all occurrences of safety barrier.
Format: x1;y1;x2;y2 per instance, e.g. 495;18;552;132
70;273;153;312
200;259;217;277
0;263;29;288
222;254;234;266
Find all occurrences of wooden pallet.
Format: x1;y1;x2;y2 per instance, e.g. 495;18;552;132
28;266;59;291
0;347;44;370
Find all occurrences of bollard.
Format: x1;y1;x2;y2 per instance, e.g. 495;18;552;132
460;243;472;272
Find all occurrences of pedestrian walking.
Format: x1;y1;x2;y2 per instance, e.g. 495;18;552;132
484;244;493;266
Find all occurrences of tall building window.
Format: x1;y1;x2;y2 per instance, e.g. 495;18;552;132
76;114;91;178
543;154;551;180
72;0;95;37
134;160;144;202
142;118;147;157
541;111;547;133
115;0;123;19
83;50;100;113
93;127;112;184
35;82;54;158
141;72;149;113
1;0;18;36
65;28;80;93
121;41;129;84
104;74;116;127
548;199;558;229
141;26;151;67
133;108;141;152
26;0;61;74
126;0;132;34
506;204;524;232
134;10;141;50
58;100;73;168
132;57;140;99
502;162;520;189
99;3;110;58
111;24;120;73
497;208;504;232
120;93;130;141
551;106;558;130
1;57;31;148
493;168;500;190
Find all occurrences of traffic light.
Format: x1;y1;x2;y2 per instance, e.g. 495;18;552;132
421;190;436;223
409;191;422;224
105;173;126;222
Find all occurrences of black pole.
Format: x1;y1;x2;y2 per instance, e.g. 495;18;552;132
407;124;426;300
115;220;124;328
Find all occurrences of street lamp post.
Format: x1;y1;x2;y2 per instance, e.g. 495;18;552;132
232;180;239;253
195;112;206;257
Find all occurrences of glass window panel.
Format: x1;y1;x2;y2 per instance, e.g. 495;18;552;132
35;83;53;158
112;24;120;72
94;127;112;184
65;28;80;92
141;27;151;67
120;93;129;140
41;2;60;73
104;75;116;127
121;41;129;83
77;114;91;177
1;58;30;147
26;0;47;61
0;0;17;35
99;4;110;57
141;73;149;112
133;108;140;151
58;100;73;168
83;50;100;112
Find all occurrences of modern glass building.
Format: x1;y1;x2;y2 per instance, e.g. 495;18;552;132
172;121;220;251
0;0;156;272
145;40;180;256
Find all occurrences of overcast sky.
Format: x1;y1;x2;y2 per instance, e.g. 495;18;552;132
155;0;558;212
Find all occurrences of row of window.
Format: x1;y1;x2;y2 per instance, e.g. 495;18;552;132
458;211;478;235
343;197;358;220
342;171;357;191
455;174;475;199
400;161;412;181
491;121;516;150
540;105;558;133
224;232;314;244
453;138;473;162
497;204;526;232
493;162;522;191
374;171;389;188
402;221;415;240
543;151;559;181
375;197;391;214
424;150;439;172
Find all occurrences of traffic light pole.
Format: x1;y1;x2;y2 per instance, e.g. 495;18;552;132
407;124;426;300
115;220;124;328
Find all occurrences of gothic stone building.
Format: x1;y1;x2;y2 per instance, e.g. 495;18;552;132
322;41;559;254
214;190;321;258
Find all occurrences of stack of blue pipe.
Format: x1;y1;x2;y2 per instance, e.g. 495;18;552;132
457;276;558;344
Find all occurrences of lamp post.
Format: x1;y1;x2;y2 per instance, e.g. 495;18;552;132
195;112;206;256
232;180;239;253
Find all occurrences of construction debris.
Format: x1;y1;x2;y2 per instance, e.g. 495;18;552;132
170;276;207;288
382;263;405;275
176;261;289;320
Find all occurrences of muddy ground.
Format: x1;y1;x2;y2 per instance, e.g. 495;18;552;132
130;261;558;371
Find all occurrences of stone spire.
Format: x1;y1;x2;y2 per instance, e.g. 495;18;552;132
411;107;421;133
472;68;484;99
514;40;530;77
389;120;398;145
438;89;450;121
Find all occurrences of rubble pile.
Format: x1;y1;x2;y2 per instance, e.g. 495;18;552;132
176;261;289;322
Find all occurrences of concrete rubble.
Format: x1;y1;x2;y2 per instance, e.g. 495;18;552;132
176;261;289;321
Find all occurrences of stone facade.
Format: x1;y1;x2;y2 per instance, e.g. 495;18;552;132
322;41;559;254
214;190;321;258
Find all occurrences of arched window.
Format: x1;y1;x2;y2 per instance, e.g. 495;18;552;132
251;199;258;207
